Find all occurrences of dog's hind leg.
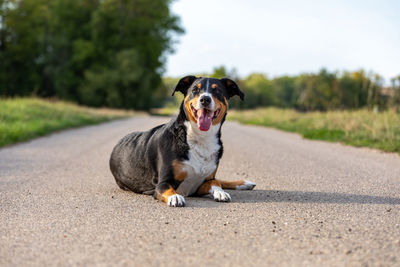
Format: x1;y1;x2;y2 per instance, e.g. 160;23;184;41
115;179;130;191
219;180;256;190
143;189;155;195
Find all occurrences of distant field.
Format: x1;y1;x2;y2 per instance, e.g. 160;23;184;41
229;108;400;154
0;98;133;147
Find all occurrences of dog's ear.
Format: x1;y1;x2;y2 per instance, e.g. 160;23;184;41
172;75;197;96
221;78;244;100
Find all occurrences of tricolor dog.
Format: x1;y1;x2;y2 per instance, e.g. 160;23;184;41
109;76;256;207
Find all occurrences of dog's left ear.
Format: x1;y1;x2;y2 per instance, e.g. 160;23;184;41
221;78;245;100
172;75;197;96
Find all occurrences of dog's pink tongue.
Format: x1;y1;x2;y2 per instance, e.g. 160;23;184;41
197;108;212;131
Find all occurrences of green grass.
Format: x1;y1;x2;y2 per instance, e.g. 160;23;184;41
150;106;180;116
0;98;133;147
229;107;400;154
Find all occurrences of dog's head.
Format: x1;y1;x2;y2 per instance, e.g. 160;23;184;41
172;76;244;132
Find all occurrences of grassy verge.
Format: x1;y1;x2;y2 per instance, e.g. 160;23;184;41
229;108;400;154
150;106;179;116
0;98;134;147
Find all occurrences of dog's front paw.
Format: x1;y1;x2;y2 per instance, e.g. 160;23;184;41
236;180;256;190
211;186;231;202
167;194;186;207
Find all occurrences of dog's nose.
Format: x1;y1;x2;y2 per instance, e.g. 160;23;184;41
200;95;211;106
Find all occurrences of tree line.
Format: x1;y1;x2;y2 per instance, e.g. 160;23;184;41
165;66;399;112
0;0;183;110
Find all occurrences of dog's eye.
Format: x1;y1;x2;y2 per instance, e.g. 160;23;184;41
192;88;200;94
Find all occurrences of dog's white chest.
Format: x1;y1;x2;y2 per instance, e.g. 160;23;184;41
185;138;219;177
176;122;221;196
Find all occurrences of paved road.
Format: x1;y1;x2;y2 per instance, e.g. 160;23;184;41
1;116;400;266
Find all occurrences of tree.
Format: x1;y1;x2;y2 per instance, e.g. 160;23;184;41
272;76;297;108
296;69;338;111
0;0;183;110
0;0;50;96
390;76;400;111
242;73;276;108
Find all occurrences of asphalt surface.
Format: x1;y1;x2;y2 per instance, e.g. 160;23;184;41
1;116;400;267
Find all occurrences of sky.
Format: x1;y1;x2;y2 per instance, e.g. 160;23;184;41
165;0;400;83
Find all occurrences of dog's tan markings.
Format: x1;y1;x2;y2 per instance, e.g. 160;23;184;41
184;95;200;123
211;83;217;89
196;179;221;196
157;187;177;203
212;97;228;125
172;160;187;181
219;180;246;189
182;77;192;83
225;79;233;87
196;83;201;89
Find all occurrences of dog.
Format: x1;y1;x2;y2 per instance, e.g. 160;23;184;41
109;76;256;207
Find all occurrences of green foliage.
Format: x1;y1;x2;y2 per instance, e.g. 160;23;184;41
296;69;337;110
272;76;297;108
241;73;276;108
210;66;228;79
389;76;400;110
158;76;181;108
229;108;400;154
80;49;152;109
0;98;132;147
227;67;398;111
0;0;183;110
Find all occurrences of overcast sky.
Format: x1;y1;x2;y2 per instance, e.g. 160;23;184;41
165;0;400;83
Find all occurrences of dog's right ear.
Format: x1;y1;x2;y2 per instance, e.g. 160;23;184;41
172;75;197;96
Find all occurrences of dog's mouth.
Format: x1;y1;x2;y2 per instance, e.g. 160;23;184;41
191;104;220;131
